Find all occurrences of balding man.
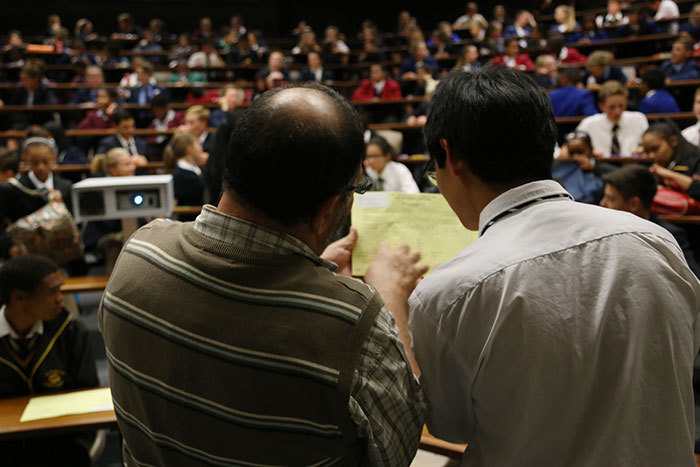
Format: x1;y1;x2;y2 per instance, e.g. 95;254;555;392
100;83;427;466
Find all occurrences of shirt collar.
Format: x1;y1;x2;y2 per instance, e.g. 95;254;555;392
116;133;133;148
646;89;657;99
478;180;573;236
193;205;336;270
28;170;53;191
0;305;44;340
177;158;202;176
198;132;208;146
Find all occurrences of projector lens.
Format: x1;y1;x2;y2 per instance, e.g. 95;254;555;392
131;194;144;206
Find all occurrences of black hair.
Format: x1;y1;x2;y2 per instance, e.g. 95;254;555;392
504;37;519;47
113;108;133;125
644;119;696;163
602;164;657;209
98;87;118;101
224;82;364;225
150;93;169;107
0;254;59;305
565;130;593;149
425;66;555;184
367;135;393;156
0;148;19;173
641;68;666;90
560;67;582;85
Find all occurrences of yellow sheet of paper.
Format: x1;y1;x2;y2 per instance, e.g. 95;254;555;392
20;387;113;422
351;192;478;276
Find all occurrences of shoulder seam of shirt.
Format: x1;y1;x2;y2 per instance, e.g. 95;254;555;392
425;228;682;325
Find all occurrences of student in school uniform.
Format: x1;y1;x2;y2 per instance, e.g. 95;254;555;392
643;120;700;201
0;148;19;183
164;132;206;221
681;87;700;147
601;164;699;277
549;68;598;117
181;105;214;158
576;80;648;156
0;254;98;467
661;39;700;81
96;109;148;158
638;67;680;114
364;136;419;193
84;148;139;273
18;136;73;212
582;50;627;90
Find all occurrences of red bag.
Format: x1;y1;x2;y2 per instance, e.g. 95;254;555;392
651;185;700;215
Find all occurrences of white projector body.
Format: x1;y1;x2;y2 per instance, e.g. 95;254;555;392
71;175;174;223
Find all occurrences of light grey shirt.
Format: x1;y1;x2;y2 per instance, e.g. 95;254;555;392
576;111;649;157
409;180;700;466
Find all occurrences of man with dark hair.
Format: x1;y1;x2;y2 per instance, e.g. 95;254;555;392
549;67;598;117
96;108;147;157
639;67;681;114
404;66;700;465
0;254;98;466
1;62;57;129
101;82;427;466
601;164;698;276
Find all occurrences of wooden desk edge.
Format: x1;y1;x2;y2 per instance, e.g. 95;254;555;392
0;410;117;440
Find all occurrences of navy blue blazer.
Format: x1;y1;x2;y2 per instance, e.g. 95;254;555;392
399;56;438;75
96;135;147;156
126;85;166;104
299;68;334;82
614;21;662;38
638;89;680;114
503;25;532;37
661;60;700;81
549;86;598;117
18;172;73;214
69;88;98;104
583;65;628;85
680;23;700;41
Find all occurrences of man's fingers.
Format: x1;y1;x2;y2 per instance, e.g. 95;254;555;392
409;250;421;263
415;263;430;277
340;227;358;248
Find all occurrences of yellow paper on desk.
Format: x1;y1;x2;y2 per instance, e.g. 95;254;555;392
351;192;478;276
20;387;113;422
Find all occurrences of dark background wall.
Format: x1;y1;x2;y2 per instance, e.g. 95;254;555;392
3;0;605;39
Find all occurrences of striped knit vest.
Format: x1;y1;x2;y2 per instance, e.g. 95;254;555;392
100;220;382;466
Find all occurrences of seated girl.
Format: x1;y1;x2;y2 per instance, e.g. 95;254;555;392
83;148;137;273
364;136;419;193
643;121;700;201
164;132;206;221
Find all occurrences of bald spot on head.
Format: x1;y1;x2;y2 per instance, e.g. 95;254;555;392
267;87;341;131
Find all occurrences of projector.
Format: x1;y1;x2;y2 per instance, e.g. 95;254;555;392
71;175;174;223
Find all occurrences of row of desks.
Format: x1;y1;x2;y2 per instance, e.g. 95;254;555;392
0;388;466;459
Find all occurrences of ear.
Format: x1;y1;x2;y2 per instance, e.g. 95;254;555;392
669;135;678;148
9;289;27;306
440;138;467;176
311;193;343;238
597;101;604;112
628;195;642;214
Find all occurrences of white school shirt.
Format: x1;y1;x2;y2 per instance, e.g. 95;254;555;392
409;180;700;466
682;121;700;147
27;170;54;191
365;161;419;193
576;111;649;156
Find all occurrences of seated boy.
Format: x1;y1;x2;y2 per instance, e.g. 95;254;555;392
601;164;699;277
96;109;147;158
576;80;649;156
638;67;680;114
0;254;98;467
583;50;628;90
661;39;700;81
549;68;598;117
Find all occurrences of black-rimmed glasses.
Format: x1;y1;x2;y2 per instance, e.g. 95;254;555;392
422;158;438;187
347;175;374;194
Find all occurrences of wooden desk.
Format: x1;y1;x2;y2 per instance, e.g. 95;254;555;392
61;275;110;294
419;426;466;460
0;390;117;440
658;214;700;224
